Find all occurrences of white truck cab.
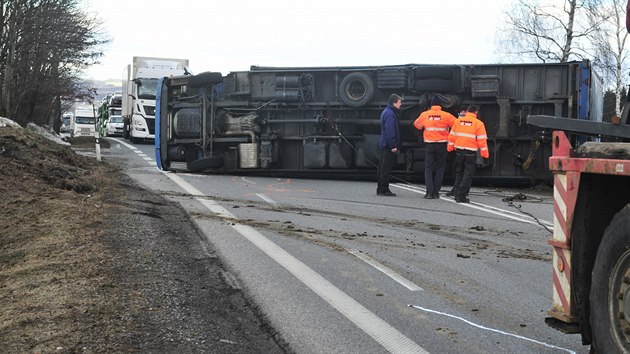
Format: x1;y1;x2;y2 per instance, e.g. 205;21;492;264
72;106;96;138
122;57;189;143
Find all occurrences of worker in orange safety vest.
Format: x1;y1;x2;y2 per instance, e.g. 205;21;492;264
447;105;489;203
444;106;469;198
413;96;456;199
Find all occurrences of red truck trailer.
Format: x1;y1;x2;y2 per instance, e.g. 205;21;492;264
524;3;630;350
527;115;630;352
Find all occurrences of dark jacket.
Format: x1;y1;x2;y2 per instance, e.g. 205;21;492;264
379;105;400;150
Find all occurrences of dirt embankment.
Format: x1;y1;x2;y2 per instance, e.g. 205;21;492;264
0;128;287;353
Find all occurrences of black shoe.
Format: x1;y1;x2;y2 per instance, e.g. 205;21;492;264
381;191;396;197
424;193;434;199
455;197;470;203
433;192;440;199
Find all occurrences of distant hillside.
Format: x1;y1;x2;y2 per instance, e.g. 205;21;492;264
89;79;123;102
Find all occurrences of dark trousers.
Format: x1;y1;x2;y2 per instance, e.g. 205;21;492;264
452;150;477;200
377;149;396;193
424;142;447;196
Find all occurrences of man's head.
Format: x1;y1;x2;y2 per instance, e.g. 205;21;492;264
431;96;442;106
467;105;480;114
388;94;402;109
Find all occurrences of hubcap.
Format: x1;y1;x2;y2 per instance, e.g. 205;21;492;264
346;81;366;101
611;249;630;348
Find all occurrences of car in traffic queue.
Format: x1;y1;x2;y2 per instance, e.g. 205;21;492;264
104;115;124;137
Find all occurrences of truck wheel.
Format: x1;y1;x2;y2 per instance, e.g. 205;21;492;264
123;122;129;139
440;94;461;109
188;72;223;88
590;204;630;353
187;156;224;172
339;72;375;107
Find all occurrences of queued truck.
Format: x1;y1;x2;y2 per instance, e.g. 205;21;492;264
122;56;189;143
71;104;96;138
97;93;122;137
155;61;603;183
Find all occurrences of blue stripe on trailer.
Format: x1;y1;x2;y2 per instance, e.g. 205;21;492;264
155;77;165;170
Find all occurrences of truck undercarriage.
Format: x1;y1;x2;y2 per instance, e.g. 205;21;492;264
156;62;603;185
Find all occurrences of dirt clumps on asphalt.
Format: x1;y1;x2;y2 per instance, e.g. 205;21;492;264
0;126;288;353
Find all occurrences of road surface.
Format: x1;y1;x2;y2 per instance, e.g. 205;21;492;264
100;138;586;354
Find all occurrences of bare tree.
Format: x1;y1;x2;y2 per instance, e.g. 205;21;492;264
0;0;108;128
498;0;604;63
590;0;629;117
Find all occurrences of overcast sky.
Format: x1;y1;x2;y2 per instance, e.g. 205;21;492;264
83;0;508;82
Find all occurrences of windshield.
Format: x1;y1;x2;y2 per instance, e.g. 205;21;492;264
137;78;158;99
62;118;70;126
75;116;95;125
109;116;123;123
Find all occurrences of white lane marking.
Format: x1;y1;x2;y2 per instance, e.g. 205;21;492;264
142;156;152;161
160;170;427;354
160;171;204;197
256;193;277;206
232;223;428;354
196;197;237;220
393;183;427;194
471;202;553;227
392;183;552;228
241;177;257;184
409;305;575;354
348;250;423;292
111;138;138;151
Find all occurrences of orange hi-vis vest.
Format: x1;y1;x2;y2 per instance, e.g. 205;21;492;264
447;112;489;158
413;106;456;143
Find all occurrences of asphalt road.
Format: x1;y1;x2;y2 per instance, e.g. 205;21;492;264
101;137;587;354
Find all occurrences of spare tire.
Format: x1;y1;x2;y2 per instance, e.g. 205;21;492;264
339;72;375;107
188;72;223;88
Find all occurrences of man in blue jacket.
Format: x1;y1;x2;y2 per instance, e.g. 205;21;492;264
377;94;402;196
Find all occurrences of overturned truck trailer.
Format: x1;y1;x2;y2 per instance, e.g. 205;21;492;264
155;61;603;183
